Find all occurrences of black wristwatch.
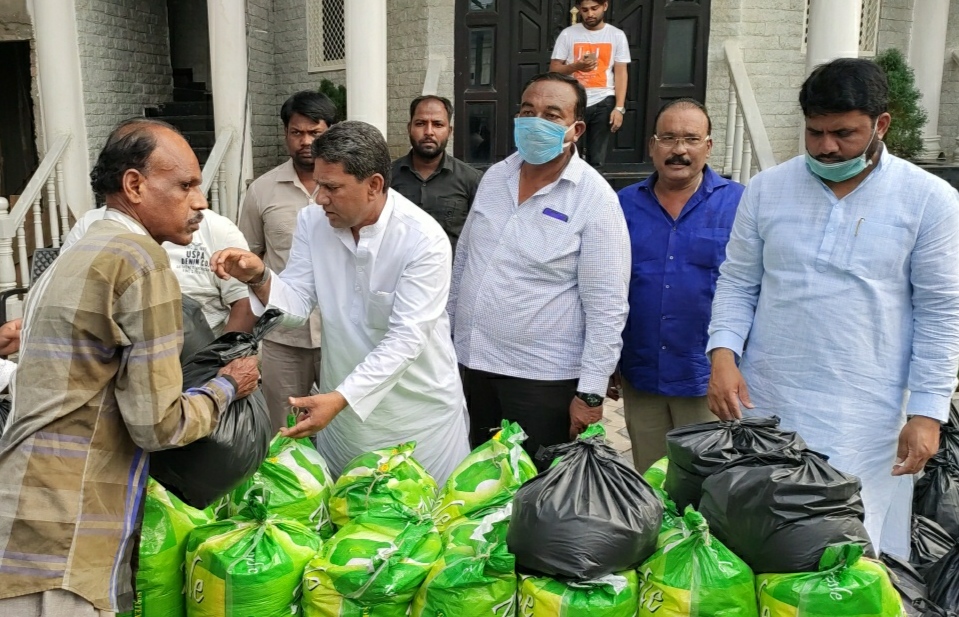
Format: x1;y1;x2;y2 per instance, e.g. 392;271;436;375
576;391;604;407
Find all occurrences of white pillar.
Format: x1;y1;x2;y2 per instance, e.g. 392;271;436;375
805;0;862;75
208;0;254;222
908;0;950;161
27;0;93;217
346;0;388;137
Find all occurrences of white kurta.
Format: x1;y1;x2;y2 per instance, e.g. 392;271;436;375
249;189;470;484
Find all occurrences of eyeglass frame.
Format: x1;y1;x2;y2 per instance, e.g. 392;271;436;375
651;134;712;149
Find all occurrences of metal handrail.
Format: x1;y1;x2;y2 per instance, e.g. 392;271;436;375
200;129;234;195
723;40;777;172
0;135;70;238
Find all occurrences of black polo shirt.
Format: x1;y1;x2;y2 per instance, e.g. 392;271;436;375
390;151;483;255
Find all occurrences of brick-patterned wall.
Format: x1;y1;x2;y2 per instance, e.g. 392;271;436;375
938;1;959;161
876;0;914;54
387;2;429;157
75;0;173;164
248;0;280;176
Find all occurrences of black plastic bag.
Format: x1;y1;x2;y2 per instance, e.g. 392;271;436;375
150;310;281;509
911;515;955;578
180;294;217;363
507;432;663;581
939;427;959;468
927;543;959;612
882;552;930;617
663;416;807;511
914;456;959;540
699;448;873;574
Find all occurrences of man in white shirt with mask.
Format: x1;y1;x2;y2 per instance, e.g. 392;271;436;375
210;121;470;483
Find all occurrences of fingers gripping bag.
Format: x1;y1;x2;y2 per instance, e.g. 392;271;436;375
636;508;758;617
432;421;537;532
507;424;663;581
224;434;335;538
412;506;518;617
664;416;807;511
699;449;873;574
756;544;904;617
329;441;438;527
517;571;639;617
301;514;443;617
184;494;321;617
151;310;283;509
135;479;213;617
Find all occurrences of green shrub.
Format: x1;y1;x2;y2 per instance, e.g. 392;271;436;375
875;48;927;160
318;79;347;123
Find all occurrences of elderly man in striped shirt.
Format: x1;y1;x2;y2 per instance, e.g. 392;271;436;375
450;72;630;465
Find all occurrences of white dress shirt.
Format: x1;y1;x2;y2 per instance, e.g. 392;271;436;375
449;151;630;396
250;189;470;484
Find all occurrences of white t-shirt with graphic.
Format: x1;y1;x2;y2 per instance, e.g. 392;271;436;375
62;208;250;335
552;23;631;107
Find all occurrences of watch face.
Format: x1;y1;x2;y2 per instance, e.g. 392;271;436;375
578;392;604;407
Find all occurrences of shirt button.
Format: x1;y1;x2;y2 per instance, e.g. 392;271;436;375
827;227;834;233
661;345;667;350
672;227;677;232
662;315;667;320
665;285;670;289
668;256;674;260
358;267;364;273
354;285;360;291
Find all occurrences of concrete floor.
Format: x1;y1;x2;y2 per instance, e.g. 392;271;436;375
601;396;635;468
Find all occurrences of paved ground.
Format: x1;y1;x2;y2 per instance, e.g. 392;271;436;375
601;397;635;468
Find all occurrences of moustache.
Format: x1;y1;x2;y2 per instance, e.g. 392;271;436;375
665;156;691;166
188;214;204;225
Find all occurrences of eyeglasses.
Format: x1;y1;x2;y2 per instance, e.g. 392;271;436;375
652;135;711;149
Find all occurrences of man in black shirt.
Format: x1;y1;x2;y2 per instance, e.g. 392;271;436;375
391;95;483;255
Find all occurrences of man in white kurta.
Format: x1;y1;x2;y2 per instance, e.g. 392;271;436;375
212;121;470;484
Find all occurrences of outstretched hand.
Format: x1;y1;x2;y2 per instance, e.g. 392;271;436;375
280;391;349;439
210;248;266;284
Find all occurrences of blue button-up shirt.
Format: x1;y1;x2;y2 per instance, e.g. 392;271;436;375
618;166;744;396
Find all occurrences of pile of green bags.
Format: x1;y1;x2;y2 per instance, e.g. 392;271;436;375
221;435;335;538
329;441;439;526
637;508;758;617
184;497;321;617
756;544;903;617
518;571;639;617
135;479;213;617
301;514;443;616
432;421;537;532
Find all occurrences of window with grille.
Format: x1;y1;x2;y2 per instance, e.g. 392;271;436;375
308;0;346;72
801;0;882;56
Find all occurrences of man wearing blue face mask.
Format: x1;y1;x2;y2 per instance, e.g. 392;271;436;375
707;58;959;559
449;72;630;466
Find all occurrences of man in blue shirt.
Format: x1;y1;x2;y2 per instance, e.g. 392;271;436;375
707;59;959;558
617;99;744;472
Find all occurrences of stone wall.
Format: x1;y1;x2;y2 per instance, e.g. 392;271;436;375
75;0;173;164
248;0;280;175
938;1;959;161
876;0;914;54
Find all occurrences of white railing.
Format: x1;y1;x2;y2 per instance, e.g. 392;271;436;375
201;129;234;218
722;40;777;184
0;134;71;300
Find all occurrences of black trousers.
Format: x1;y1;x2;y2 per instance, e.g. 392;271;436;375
463;367;578;469
581;95;616;169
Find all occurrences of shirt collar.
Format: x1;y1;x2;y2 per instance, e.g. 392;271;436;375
102;209;150;236
506;147;586;187
334;189;397;244
398;150;453;176
639;165;726;196
278;158;312;197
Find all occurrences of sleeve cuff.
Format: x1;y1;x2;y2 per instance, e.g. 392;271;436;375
906;391;952;423
576;373;609;397
706;330;746;361
248;287;267;316
336;382;374;422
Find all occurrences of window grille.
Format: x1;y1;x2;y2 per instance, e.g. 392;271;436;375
308;0;346;72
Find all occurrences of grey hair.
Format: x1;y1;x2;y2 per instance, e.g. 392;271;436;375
310;121;392;192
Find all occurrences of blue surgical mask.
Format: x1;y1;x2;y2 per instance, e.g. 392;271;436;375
804;124;878;183
514;117;574;165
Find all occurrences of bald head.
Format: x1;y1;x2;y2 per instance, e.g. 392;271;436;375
90;118;185;199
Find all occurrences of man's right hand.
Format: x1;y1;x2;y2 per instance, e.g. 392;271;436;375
0;318;22;356
218;356;260;399
210;248;266;284
707;348;754;421
572;57;598;73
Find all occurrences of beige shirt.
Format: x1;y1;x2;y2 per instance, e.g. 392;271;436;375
240;159;323;348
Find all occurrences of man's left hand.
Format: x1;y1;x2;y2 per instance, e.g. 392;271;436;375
569;395;603;440
281;391;349;439
0;318;22;356
893;415;941;476
609;109;624;133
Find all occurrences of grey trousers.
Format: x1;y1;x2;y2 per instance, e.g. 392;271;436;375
0;590;114;617
260;339;322;433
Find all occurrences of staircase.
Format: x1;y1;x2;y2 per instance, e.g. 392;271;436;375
144;68;215;165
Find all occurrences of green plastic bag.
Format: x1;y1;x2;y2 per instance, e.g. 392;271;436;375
412;506;517;617
756;544;904;617
223;434;335;538
136;479;212;617
643;457;669;492
329;442;438;527
433;421;537;532
637;508;758;617
302;514;443;617
517;571;639;617
184;497;321;617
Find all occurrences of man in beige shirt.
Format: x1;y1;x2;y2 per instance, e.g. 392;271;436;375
239;91;337;431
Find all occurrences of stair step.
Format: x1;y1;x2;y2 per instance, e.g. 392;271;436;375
181;131;216;148
149;101;213;117
172;68;194;89
157;115;215;132
173;87;211;103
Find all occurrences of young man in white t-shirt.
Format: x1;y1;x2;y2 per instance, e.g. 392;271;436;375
550;0;630;169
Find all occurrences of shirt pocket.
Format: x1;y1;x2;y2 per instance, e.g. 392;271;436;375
443;197;470;231
844;221;911;279
687;230;729;269
365;291;395;330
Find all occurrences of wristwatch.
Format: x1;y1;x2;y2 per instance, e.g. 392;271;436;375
613;106;626;115
576;391;604;407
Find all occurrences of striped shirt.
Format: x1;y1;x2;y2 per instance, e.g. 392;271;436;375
449;152;630;395
0;213;236;612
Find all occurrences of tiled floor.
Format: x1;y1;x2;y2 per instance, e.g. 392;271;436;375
601;397;634;468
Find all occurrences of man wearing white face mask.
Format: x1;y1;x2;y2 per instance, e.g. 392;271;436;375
449;72;630;466
707;58;959;558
